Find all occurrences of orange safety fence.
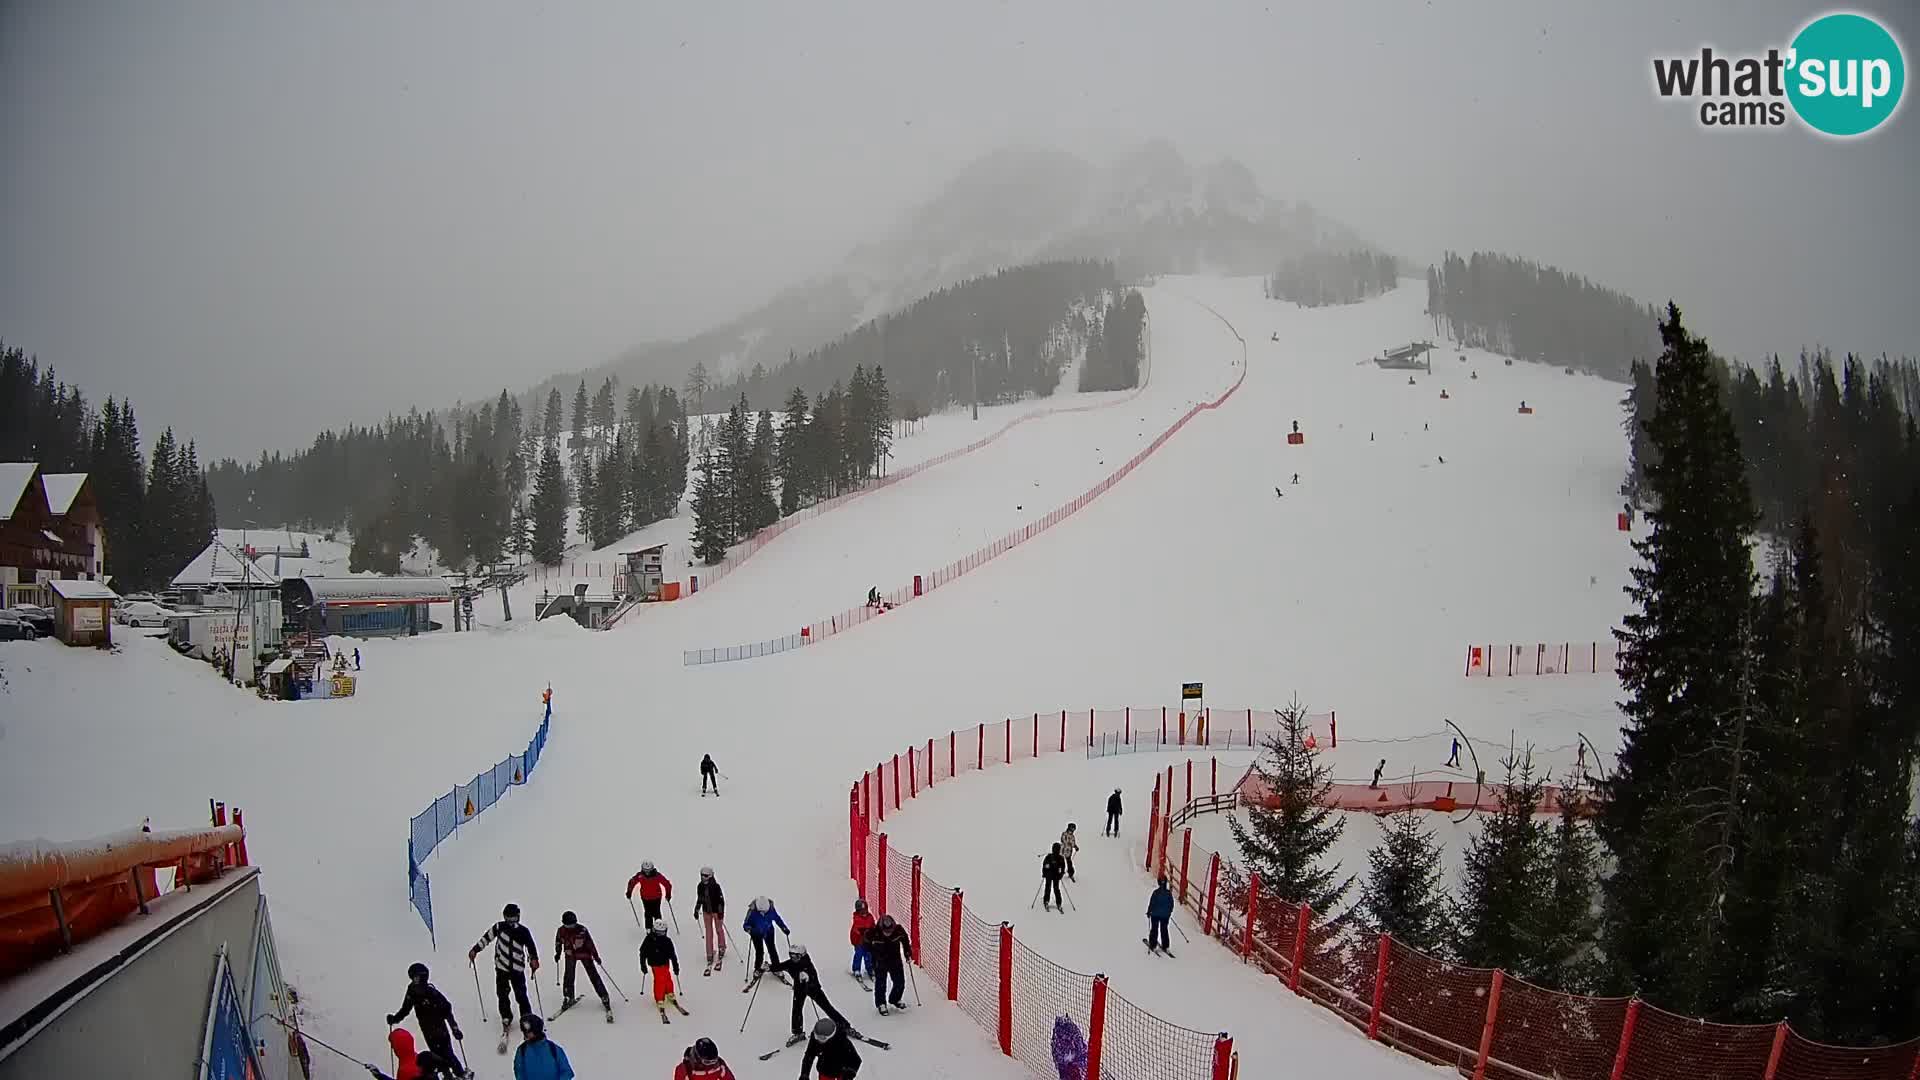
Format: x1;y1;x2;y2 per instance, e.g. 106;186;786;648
1149;781;1920;1080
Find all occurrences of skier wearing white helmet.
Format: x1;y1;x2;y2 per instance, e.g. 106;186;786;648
693;866;728;975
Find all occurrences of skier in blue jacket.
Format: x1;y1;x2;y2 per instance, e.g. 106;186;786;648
1145;876;1175;954
511;1015;573;1080
742;895;790;976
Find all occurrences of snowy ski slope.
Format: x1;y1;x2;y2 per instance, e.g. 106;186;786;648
0;276;1633;1079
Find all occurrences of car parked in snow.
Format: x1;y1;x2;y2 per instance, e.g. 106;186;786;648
115;600;176;628
0;610;40;641
7;604;55;637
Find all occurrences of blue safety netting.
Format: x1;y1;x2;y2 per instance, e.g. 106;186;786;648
406;698;552;940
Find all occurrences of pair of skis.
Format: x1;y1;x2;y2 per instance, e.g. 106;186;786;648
1144;938;1176;957
758;1030;892;1061
546;995;615;1024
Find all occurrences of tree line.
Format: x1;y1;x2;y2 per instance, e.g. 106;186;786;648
690;365;893;564
1;344;216;591
1235;308;1919;1044
1265;250;1399;308
1426;252;1661;380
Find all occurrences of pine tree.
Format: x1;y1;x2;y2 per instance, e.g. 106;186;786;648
1533;795;1602;992
570;380;589;468
543;387;564;447
1358;808;1452;953
1620;359;1658;505
1227;702;1353;917
867;367;893;476
591;376;617;437
776;385;811;514
591;430;628;547
458;456;508;567
689;450;729;564
1452;752;1549;973
529;439;568;565
740;409;779;533
575;456;599;547
1600;304;1760;1013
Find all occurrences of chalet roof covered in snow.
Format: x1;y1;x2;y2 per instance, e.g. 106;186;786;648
292;575;452;605
0;463;37;520
38;474;87;516
47;579;117;601
171;540;279;589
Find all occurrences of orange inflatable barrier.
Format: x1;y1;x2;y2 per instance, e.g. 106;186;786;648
661;581;681;601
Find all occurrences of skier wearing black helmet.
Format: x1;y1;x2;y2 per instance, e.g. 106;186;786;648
552;910;612;1018
798;1016;862;1079
468;903;539;1045
769;943;856;1046
675;1037;737;1079
860;914;912;1015
386;962;468;1077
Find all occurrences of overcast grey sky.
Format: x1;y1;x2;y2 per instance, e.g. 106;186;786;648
2;1;1915;459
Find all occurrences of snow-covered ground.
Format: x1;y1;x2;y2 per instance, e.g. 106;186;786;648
0;276;1634;1079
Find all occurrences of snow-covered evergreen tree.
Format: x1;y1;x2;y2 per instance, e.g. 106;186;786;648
689;449;728;565
1452;752;1548;973
1358;808;1452;954
1227;702;1352;919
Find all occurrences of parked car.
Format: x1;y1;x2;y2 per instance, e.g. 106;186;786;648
8;604;55;637
116;600;176;628
0;611;39;641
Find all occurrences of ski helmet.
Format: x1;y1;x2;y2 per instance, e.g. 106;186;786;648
700;866;714;878
693;1037;720;1063
653;919;670;934
811;1017;838;1042
641;860;656;873
754;896;771;913
878;914;896;928
791;943;808;957
407;962;429;981
853;898;868;913
519;1014;544;1036
561;911;577;926
502;903;521;920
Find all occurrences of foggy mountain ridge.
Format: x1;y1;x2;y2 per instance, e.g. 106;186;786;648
507;140;1367;419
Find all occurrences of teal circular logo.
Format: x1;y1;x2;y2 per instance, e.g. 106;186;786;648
1787;13;1905;136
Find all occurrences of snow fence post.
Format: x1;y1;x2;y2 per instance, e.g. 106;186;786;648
1762;1022;1789;1080
1032;713;1038;759
910;855;923;961
1059;710;1066;753
997;923;1014;1057
1005;718;1011;765
1212;757;1218;798
1161;707;1167;745
232;809;248;866
1124;707;1131;745
1086;975;1108;1080
849;786;860;885
1368;933;1391;1040
908;747;917;799
1087;708;1094;748
1179;829;1192;905
947;889;963;1002
1289;902;1310;992
1212;1034;1234;1080
1203;852;1221;935
976;723;983;771
926;739;934;787
877;834;890;918
1608;999;1641;1080
1472;969;1505;1080
1242;874;1261;960
1186;758;1193;807
1146;785;1160;872
1330;710;1337;748
892;755;901;811
949;730;957;779
862;772;872;829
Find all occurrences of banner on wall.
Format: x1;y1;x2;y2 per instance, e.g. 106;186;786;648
200;945;262;1080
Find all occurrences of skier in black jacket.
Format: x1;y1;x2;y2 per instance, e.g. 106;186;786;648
861;914;912;1015
467;903;540;1037
700;754;720;795
1041;844;1066;911
693;866;727;970
1105;788;1123;836
769;944;853;1043
640;920;688;1021
386;962;467;1074
798;1016;861;1079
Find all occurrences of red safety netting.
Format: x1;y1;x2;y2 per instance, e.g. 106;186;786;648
1623;1002;1778;1080
1488;974;1630;1080
1774;1032;1920;1080
1100;983;1222;1080
916;870;956;1000
1008;936;1096;1078
955;908;1002;1037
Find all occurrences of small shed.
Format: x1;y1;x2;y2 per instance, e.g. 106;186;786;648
47;578;116;647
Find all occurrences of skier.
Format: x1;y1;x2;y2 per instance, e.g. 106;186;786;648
693;866;727;973
1040;844;1066;911
866;586;880;607
467;904;540;1049
1446;737;1461;769
848;899;876;986
1291;472;1299;485
743;896;790;976
861;914;912;1015
700;754;720;795
627;861;674;927
1576;741;1588;783
798;1017;862;1080
510;1015;573;1080
366;1028;464;1080
1058;824;1079;882
552;911;612;1018
641;920;689;1023
1145;876;1174;955
386;962;467;1076
1105;789;1122;836
1371;759;1386;789
769;944;854;1045
674;1038;738;1080
354;647;362;670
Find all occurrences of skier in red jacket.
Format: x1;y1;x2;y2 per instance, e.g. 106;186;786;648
673;1037;737;1079
553;911;612;1017
847;899;876;986
627;861;674;926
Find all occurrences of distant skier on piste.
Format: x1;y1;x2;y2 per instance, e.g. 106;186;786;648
1041;844;1067;911
769;944;856;1046
800;1016;863;1079
1059;823;1080;881
694;867;727;974
551;911;612;1019
743;896;790;977
700;754;720;795
1145;876;1175;955
1105;789;1122;836
627;861;674;927
1371;759;1386;789
861;914;912;1015
468;904;540;1049
675;1037;738;1080
1446;737;1461;769
848;899;876;987
641;920;689;1023
386;962;469;1076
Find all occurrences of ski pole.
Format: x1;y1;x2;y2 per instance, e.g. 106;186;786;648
469;957;488;1022
387;1020;396;1075
739;970;764;1032
453;1031;470;1075
906;956;922;1006
600;960;629;1002
628;896;643;928
1171;918;1191;944
260;1015;369;1070
534;974;547;1016
1028;882;1043;909
670;902;683;937
1062;882;1078;911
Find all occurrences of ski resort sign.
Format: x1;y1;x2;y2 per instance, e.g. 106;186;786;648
1651;11;1905;137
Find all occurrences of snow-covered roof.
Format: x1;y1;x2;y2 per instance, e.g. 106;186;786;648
296;576;453;604
38;473;86;515
0;463;36;520
262;657;292;675
171;540;279;589
47;579;117;601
